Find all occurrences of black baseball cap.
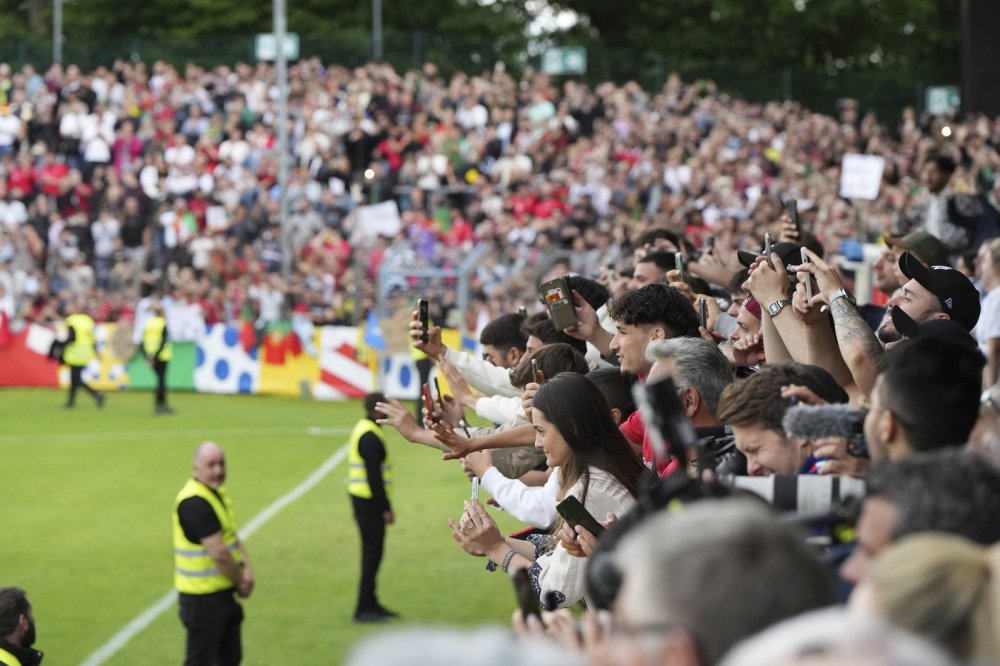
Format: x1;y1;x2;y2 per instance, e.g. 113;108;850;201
897;251;981;331
889;305;979;350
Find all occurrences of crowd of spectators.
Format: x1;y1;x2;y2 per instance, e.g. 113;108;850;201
0;56;999;342
2;52;1000;666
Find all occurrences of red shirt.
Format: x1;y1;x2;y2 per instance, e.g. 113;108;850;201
620;409;679;478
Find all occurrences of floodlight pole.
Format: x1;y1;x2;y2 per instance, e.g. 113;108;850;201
275;0;292;286
53;0;63;65
373;0;383;61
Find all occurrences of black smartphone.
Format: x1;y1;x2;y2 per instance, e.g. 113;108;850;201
699;299;708;330
538;277;578;331
763;233;774;270
786;199;800;234
418;298;429;344
511;568;542;621
674;251;684;280
556;495;605;538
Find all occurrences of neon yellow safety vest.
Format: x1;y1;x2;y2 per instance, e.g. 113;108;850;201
172;478;243;594
63;313;96;367
143;315;173;361
0;646;23;666
347;418;393;499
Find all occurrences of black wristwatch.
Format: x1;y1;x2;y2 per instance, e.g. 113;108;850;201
766;298;792;317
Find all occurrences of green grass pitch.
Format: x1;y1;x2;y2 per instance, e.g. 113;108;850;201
1;388;527;665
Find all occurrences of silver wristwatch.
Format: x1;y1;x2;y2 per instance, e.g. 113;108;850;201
828;288;856;307
766;298;792;317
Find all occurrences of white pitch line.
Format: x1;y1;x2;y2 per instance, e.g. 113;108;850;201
79;444;349;666
0;426;351;444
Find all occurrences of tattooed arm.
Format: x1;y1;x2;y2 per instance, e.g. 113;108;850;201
794;249;882;399
828;295;882;397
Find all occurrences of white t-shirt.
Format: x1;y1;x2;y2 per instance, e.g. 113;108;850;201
976;287;1000;354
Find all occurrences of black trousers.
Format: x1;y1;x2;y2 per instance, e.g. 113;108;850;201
351;495;386;614
153;359;169;406
178;591;243;666
68;365;99;405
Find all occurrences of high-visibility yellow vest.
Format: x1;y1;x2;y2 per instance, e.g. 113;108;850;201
0;646;23;666
172;478;243;595
63;313;96;367
143;315;173;361
347;418;393;499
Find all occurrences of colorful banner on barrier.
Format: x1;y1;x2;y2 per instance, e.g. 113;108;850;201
0;321;477;401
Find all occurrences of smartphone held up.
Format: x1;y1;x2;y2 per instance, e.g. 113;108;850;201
538;277;578;331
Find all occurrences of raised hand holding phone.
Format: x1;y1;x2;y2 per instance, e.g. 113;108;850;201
763;232;775;270
539;277;579;331
800;247;813;301
778;199;802;243
531;358;545;385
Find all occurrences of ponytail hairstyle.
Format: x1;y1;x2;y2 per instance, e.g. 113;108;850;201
866;533;1000;661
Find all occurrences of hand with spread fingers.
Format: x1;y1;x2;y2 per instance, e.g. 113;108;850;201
438;358;477;409
375;397;424;441
433;422;481;460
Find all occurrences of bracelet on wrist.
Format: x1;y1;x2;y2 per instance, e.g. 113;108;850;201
500;548;517;573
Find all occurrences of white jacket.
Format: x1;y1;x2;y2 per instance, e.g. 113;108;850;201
481;466;559;529
444;346;520;398
537;467;636;609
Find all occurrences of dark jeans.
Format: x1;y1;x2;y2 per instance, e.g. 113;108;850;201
351;495;386;614
178;591;243;666
153;359;169;406
68;365;99;405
